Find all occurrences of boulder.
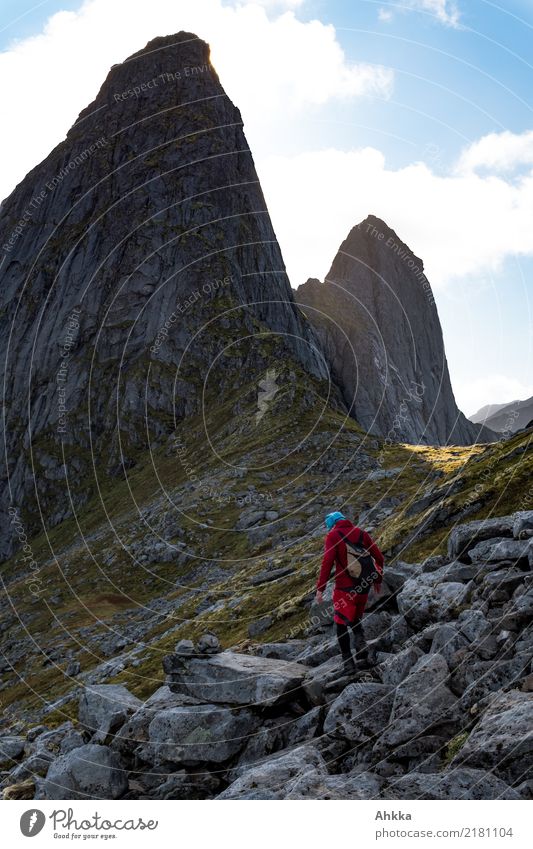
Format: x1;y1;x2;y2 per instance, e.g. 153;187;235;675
513;511;533;540
386;767;520;800
29;722;86;757
457;609;497;658
499;588;533;630
254;640;309;662
295;636;338;668
217;744;326;799
323;683;393;743
302;656;343;705
430;624;469;669
112;687;202;755
78;685;142;740
0;736;25;768
196;633;221;654
174;639;195;656
138;705;259;766
397;567;470;629
447;517;514;561
380;646;423;688
163;650;308;707
451;690;533;783
35;744;127;800
287;770;382;800
7;751;55;783
382;561;419;592
378;654;458;750
247;616;274;638
458;657;530;709
469;538;531;565
231;707;322;779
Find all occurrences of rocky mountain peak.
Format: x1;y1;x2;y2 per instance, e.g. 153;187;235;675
0;32;327;559
297;216;496;446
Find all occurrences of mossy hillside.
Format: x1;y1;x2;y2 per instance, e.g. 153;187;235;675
2;366;531;724
380;430;532;561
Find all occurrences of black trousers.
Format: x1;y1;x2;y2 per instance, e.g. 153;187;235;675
336;619;365;657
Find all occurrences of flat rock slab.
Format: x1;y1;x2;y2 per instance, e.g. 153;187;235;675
163;650;309;707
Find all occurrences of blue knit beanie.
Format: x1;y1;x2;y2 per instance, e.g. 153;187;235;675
325;511;345;530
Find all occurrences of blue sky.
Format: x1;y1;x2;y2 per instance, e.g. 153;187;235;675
0;0;532;415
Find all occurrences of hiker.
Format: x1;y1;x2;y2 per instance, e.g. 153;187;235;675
315;511;384;675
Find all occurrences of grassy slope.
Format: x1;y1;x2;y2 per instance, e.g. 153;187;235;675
1;362;531;725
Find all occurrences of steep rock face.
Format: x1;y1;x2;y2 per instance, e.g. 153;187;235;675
296;215;495;446
0;33;326;558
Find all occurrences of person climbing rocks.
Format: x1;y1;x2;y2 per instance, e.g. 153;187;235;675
315;511;384;675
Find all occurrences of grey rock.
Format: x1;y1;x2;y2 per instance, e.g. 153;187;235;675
231;707;322;779
451;690;533;783
421;555;448;573
163;650;308;707
174;639;195;656
247;616;274;638
397;567;469;629
78;684;142;739
217;744;326;799
287;770;382;800
458;657;530;709
380;646;424;688
139;705;258;766
8;750;55;783
430;623;469;668
386;768;520;800
500;590;533;631
457;609;498;659
469;537;531;565
0;736;25;767
513;511;533;540
196;633;221;654
254;640;309;662
112;687;202;755
378;654;458;750
35;744;127;800
447;517;514;561
323;683;393;743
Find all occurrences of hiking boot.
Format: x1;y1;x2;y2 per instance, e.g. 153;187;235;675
341;653;357;676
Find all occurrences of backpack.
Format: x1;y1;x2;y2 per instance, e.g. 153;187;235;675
340;529;380;595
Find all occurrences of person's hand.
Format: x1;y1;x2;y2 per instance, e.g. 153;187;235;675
315;590;324;604
374;580;382;595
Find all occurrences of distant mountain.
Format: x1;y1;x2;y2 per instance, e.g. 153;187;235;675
296;215;496;446
470;402;516;424
473;396;533;434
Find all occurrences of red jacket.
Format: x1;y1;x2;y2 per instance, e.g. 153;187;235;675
316;518;384;594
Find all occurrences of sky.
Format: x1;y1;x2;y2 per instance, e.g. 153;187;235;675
0;0;532;415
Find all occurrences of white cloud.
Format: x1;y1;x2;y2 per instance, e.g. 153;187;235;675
403;0;460;27
0;0;393;205
258;132;533;290
378;8;394;22
456;129;533;174
454;375;533;418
